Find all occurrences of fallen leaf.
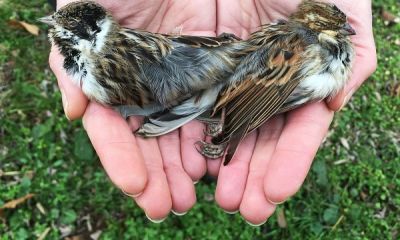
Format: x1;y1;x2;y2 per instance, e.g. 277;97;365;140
374;92;382;102
65;235;86;240
390;82;400;97
203;193;214;202
374;207;387;219
19;21;40;35
0;43;6;52
340;137;350;150
381;9;400;26
0;193;35;210
276;208;287;228
8;19;39;35
330;215;344;232
0;170;19;177
59;225;73;238
0;61;15;85
333;159;350;165
37;227;51;240
392;229;399;240
36;202;46;215
90;230;102;240
11;49;20;57
360;191;368;201
25;170;35;180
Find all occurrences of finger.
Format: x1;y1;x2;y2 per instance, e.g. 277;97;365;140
158;130;196;214
264;102;334;203
216;1;259;39
128;117;172;221
206;154;222;177
160;0;216;35
214;131;257;212
82;102;147;197
206;133;222;177
49;47;88;120
180;121;207;182
56;0;67;9
56;0;77;9
239;116;283;225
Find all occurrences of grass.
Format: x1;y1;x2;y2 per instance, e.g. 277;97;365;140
0;0;399;239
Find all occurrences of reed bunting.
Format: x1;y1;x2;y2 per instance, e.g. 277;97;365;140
39;0;243;136
40;0;355;166
197;0;356;165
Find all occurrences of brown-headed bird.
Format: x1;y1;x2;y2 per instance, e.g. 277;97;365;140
197;0;356;165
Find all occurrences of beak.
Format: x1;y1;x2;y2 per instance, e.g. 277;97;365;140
38;15;55;26
340;22;356;36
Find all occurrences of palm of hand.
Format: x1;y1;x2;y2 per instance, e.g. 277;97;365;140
211;0;376;224
51;0;376;224
52;0;220;221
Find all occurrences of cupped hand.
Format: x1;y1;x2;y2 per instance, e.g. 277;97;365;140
50;0;377;225
211;0;377;225
50;0;217;221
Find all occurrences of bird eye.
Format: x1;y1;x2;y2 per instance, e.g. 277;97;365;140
69;20;79;28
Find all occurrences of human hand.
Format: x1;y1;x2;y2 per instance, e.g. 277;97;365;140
210;0;377;225
49;0;217;221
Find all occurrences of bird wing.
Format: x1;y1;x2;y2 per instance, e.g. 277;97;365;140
213;40;304;164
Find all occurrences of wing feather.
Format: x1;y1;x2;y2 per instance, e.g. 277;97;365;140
212;40;304;164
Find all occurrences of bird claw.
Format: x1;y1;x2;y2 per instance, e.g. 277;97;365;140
217;32;242;41
134;127;147;137
203;122;223;137
195;141;226;159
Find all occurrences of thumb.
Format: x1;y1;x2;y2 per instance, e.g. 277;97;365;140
49;46;88;120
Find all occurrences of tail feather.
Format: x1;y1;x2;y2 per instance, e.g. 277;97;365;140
136;110;206;137
136;87;221;137
114;104;164;119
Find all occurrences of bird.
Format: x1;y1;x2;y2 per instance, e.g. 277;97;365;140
196;0;356;165
40;0;356;166
39;0;244;136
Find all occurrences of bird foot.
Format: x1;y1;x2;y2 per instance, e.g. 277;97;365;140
204;122;223;137
134;126;147;137
195;141;226;159
217;32;241;41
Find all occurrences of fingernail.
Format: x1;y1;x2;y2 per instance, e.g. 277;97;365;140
267;198;285;205
339;88;355;111
223;209;239;215
121;189;143;198
145;212;167;224
171;210;188;216
193;180;199;185
60;89;70;120
245;219;267;227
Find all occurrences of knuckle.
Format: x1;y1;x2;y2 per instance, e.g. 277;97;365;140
113;173;146;195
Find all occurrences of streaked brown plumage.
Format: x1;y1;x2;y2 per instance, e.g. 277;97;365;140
41;0;355;166
40;1;244;136
197;0;355;165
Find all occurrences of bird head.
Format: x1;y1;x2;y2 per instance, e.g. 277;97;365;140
290;0;356;37
39;1;109;41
